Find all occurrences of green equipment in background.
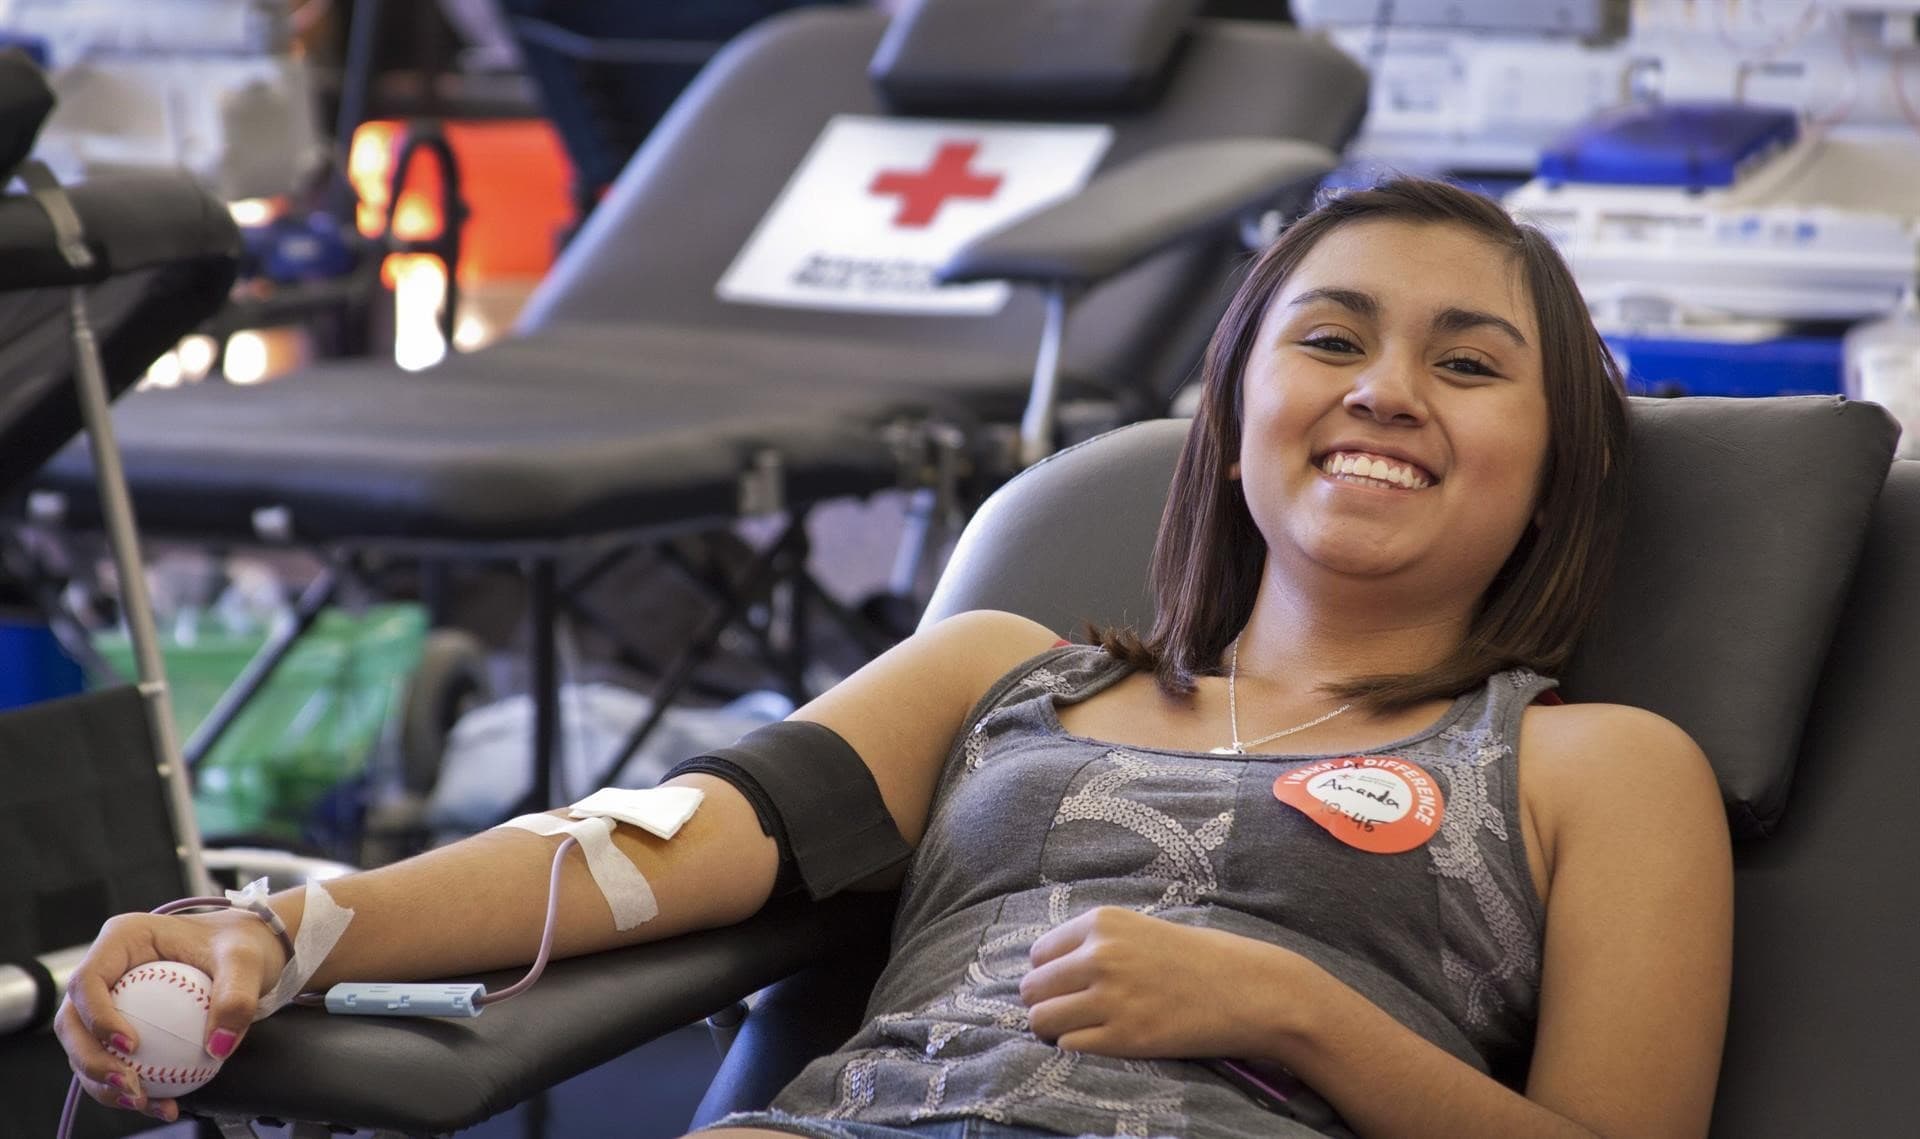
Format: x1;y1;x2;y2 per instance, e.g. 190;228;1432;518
94;604;428;847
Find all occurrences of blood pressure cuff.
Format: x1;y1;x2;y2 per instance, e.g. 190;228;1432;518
662;720;912;901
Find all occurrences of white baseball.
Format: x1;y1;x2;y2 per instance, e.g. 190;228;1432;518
106;961;224;1097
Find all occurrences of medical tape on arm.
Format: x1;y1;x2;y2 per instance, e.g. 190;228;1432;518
497;785;703;931
225;876;355;1020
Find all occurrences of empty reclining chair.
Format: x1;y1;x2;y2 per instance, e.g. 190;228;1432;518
26;0;1369;810
165;396;1916;1137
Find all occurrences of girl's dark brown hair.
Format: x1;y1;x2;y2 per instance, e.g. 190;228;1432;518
1098;176;1629;710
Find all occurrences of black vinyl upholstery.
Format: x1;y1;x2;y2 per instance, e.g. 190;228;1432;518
1560;397;1900;836
185;893;896;1131
0;51;52;180
0;173;238;291
1709;461;1920;1137
180;400;1917;1136
43;322;992;544
0;690;190;1139
0;688;189;966
869;0;1203;113
524;9;1364;400
0;172;238;494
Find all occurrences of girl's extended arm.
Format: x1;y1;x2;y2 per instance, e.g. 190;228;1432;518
56;610;1061;1121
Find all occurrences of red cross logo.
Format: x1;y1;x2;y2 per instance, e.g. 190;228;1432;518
869;141;1003;228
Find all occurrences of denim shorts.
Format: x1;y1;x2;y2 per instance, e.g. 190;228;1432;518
700;1111;1072;1139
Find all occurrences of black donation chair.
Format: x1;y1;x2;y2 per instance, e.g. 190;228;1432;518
172;396;1914;1138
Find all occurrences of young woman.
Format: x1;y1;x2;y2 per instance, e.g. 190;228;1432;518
57;179;1731;1139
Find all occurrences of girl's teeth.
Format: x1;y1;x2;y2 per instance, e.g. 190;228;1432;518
1319;452;1431;489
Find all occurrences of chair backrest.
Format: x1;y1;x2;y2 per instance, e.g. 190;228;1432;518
903;398;1905;1135
0;689;207;1139
518;5;1367;407
0;687;189;961
1706;460;1920;1137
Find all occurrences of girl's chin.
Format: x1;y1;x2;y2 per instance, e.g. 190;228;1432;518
1288;539;1420;580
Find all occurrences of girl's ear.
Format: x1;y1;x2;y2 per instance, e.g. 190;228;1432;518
1227;461;1242;480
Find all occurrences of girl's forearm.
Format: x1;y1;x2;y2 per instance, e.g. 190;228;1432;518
262;775;779;991
1250;953;1599;1139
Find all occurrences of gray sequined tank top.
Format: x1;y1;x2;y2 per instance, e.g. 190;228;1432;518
769;645;1553;1138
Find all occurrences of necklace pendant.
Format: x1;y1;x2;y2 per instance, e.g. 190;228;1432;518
1210;745;1243;756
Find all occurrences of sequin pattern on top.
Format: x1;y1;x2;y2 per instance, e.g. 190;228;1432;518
763;645;1553;1139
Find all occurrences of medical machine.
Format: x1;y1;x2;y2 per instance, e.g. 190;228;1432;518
0;0;323;199
1298;1;1920;177
1507;102;1920;332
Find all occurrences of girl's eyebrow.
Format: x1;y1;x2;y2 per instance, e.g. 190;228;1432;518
1287;286;1375;318
1290;287;1529;349
1433;305;1529;348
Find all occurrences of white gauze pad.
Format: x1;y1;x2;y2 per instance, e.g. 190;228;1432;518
499;786;702;930
568;785;703;839
227;877;355;1019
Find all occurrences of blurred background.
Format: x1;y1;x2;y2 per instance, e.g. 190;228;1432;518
2;1;1917;1136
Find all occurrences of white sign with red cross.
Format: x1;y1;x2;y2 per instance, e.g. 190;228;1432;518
717;115;1113;315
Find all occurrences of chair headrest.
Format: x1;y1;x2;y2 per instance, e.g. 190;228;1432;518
0;171;239;497
870;0;1203;115
1563;396;1895;837
0;50;53;176
925;397;1899;840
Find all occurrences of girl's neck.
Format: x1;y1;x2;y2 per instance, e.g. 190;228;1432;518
1232;568;1472;698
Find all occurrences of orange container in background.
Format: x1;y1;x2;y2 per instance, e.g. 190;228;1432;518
351;118;576;286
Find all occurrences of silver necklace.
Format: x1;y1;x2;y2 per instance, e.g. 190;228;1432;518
1210;640;1353;755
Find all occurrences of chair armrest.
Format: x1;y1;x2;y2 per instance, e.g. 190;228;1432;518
0;172;240;288
182;893;895;1133
938;138;1335;290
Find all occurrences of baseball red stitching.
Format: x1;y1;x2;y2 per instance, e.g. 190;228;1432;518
112;1055;218;1087
111;965;212;1011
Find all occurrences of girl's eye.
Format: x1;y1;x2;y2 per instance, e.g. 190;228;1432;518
1440;356;1497;378
1301;335;1359;353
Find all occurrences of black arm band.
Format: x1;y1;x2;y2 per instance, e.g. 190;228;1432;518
662;720;913;901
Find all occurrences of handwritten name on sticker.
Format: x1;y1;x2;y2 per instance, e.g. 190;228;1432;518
1272;756;1446;854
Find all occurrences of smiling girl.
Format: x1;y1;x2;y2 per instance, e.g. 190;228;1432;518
59;179;1730;1139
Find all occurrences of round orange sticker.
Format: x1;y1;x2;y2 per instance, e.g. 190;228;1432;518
1272;757;1445;854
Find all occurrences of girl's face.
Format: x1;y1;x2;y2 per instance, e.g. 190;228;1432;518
1236;219;1551;604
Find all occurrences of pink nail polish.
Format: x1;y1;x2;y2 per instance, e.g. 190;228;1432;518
106;1072;125;1090
207;1028;239;1059
116;1095;140;1110
109;1033;134;1054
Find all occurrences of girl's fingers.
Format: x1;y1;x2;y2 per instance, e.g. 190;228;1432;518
1017;950;1093;1007
55;999;145;1111
1025;991;1105;1044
